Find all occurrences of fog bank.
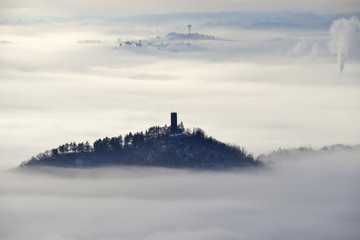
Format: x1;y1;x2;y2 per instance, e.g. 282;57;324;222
1;148;359;240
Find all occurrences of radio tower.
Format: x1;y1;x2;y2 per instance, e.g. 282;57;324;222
187;24;192;35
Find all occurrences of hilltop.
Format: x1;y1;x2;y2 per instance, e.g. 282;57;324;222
117;24;218;52
19;119;260;170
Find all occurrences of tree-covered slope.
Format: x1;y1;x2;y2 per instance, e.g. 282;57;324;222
20;125;260;169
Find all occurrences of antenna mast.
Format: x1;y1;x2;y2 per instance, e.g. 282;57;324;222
187;24;192;35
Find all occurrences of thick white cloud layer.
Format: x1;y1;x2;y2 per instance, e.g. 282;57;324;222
1;149;359;240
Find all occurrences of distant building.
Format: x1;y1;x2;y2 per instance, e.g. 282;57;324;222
135;40;143;47
120;40;143;47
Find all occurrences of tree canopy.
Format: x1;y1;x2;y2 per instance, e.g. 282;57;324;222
20;124;260;169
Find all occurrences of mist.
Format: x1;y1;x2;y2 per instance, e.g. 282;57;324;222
1;147;359;240
329;16;360;73
1;15;360;170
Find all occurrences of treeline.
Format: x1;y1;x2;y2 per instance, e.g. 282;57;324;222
47;125;176;156
54;141;92;155
50;123;187;155
23;123;186;164
92;125;173;153
20;123;259;169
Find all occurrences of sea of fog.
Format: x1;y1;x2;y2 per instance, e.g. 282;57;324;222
1;12;360;239
1;148;359;240
1;15;360;170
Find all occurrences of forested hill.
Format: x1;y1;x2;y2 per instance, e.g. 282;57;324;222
19;125;260;170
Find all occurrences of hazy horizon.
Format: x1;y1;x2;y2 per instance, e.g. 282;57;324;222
1;10;360;170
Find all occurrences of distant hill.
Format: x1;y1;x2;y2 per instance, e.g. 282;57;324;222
257;144;360;164
19;125;260;170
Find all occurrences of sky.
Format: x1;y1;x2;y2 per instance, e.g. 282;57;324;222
1;0;360;17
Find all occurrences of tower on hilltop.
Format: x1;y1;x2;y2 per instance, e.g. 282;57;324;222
171;112;178;134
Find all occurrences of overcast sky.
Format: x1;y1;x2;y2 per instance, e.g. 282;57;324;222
1;0;360;18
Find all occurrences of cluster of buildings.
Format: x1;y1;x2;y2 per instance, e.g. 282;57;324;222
119;40;143;47
118;24;216;50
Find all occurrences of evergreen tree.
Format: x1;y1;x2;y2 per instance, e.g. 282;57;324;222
84;141;92;152
58;145;65;154
124;133;133;148
70;142;77;153
110;136;122;151
64;143;69;153
77;142;85;153
93;139;103;153
178;121;185;133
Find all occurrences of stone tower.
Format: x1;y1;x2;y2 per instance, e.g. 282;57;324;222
171;112;178;134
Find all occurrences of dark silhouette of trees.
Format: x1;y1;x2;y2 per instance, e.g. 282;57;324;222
132;132;145;148
110;136;122;151
84;141;92;152
193;128;206;139
178;121;185;133
20;123;260;169
77;142;85;153
58;145;65;154
51;148;58;156
64;143;69;153
124;133;133;149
